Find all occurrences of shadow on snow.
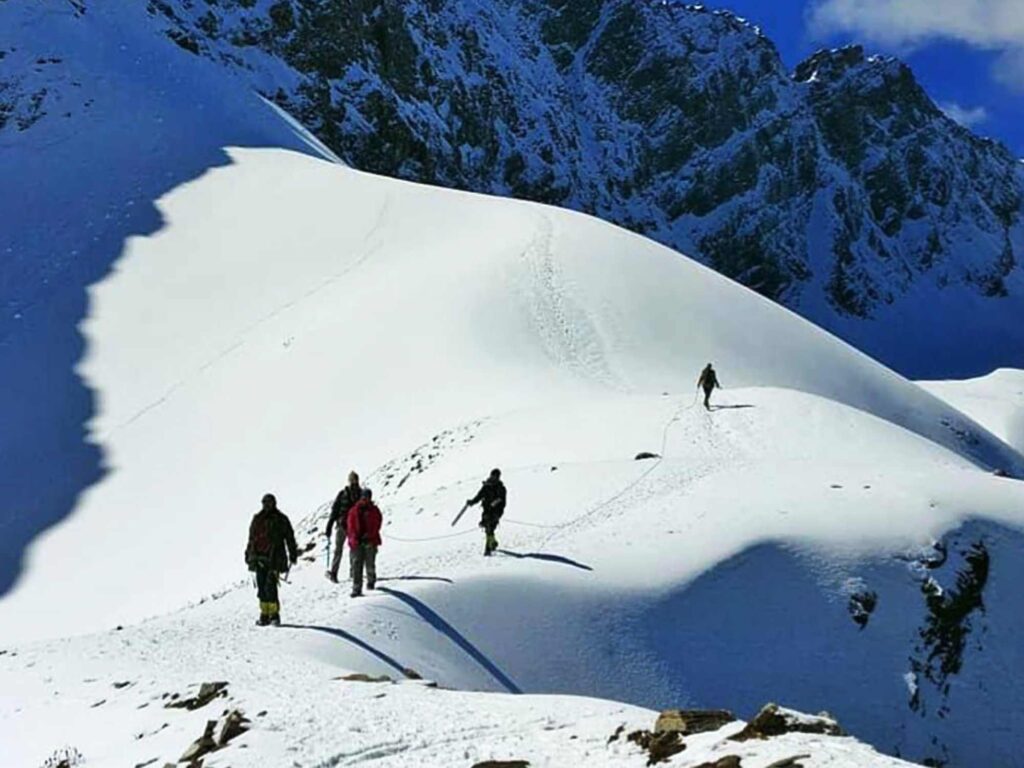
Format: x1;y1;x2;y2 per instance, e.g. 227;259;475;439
377;575;455;585
282;623;408;676
378;586;522;694
496;549;594;571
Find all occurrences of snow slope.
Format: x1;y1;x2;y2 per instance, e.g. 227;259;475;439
0;623;921;768
920;369;1024;455
4;146;1020;641
0;0;335;598
1;145;1022;765
2;3;1024;765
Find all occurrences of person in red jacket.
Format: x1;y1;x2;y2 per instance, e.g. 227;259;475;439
346;487;382;597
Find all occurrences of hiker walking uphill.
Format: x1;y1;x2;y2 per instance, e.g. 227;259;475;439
697;363;722;410
245;493;298;627
325;471;362;583
467;468;506;556
347;488;382;598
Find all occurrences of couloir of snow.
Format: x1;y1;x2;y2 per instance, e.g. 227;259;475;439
2;145;1023;766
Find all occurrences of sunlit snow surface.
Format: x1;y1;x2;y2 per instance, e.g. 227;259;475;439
1;147;1022;766
2;3;1024;765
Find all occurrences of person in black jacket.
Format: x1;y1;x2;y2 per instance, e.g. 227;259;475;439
245;493;298;626
697;363;721;410
467;468;507;556
325;471;362;583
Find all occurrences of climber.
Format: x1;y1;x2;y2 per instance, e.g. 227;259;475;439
244;493;299;627
347;487;383;597
697;363;721;410
325;470;363;583
467;468;507;556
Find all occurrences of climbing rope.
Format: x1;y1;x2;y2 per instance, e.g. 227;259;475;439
299;392;703;547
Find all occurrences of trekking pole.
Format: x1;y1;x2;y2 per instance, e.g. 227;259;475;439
451;502;469;527
325;534;332;572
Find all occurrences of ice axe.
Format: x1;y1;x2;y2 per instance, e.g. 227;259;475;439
451;502;469;527
325;533;332;571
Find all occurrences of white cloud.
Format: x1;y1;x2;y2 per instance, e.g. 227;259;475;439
992;46;1024;89
939;101;990;127
808;0;1024;90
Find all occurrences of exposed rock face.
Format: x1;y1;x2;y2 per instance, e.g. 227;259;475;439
164;681;228;711
116;0;1024;375
694;758;743;768
178;708;250;764
654;708;736;736
627;728;687;765
730;703;845;742
908;536;991;725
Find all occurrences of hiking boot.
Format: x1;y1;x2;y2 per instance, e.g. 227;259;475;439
367;580;376;590
351;590;363;598
326;571;338;583
256;614;269;627
269;614;281;627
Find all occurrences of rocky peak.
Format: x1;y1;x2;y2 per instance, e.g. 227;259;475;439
793;44;871;83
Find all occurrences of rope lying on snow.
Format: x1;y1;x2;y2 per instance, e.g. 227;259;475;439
356;391;702;545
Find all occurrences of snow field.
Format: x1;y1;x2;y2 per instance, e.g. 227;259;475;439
1;84;1022;765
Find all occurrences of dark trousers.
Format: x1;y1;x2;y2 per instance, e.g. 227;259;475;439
350;543;377;594
255;565;280;615
702;385;714;409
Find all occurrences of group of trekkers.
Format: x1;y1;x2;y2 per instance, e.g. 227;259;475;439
243;468;507;626
243;364;720;626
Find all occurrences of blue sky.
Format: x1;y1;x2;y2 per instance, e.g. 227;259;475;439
716;0;1024;157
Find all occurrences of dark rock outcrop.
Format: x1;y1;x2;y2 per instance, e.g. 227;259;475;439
627;728;687;766
655;708;736;736
164;681;228;711
730;703;844;741
693;757;743;768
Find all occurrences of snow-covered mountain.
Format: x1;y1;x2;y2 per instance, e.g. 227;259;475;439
2;2;1024;767
56;0;1024;378
920;369;1024;456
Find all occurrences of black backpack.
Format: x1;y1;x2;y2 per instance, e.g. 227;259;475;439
249;514;275;563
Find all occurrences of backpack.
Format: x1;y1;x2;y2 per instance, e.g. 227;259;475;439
249;514;274;561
